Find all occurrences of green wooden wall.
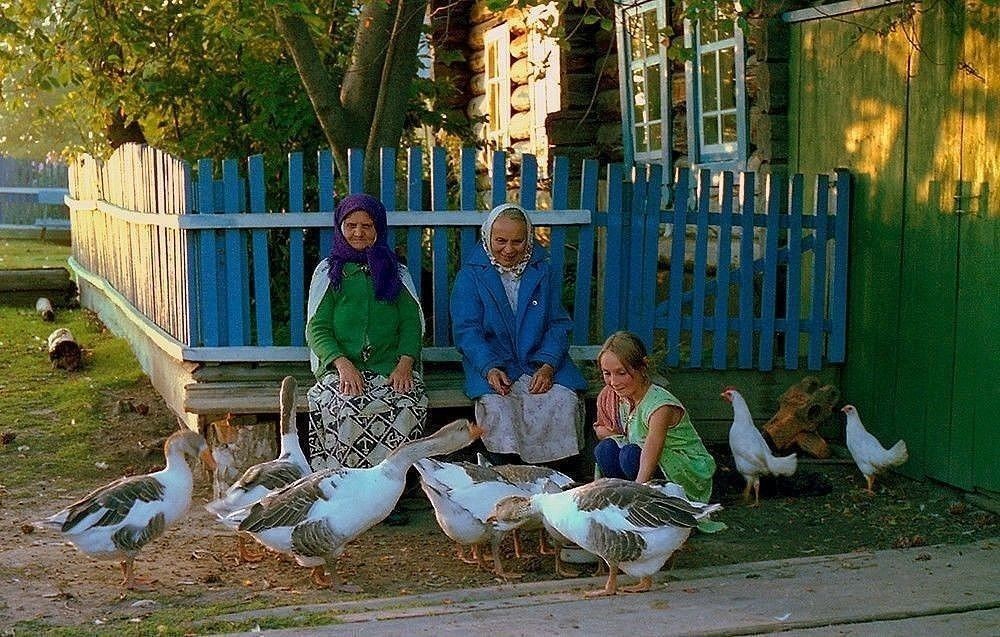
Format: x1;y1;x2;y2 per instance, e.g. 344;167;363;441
787;0;998;494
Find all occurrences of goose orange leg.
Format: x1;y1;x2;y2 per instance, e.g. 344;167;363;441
584;561;618;597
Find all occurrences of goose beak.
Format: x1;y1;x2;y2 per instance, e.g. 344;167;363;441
469;424;485;440
200;448;218;471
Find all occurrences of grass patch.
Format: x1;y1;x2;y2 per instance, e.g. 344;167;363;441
0;306;160;493
0;237;72;269
8;604;346;637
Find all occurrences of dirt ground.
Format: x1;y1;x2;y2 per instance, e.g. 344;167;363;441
1;378;996;633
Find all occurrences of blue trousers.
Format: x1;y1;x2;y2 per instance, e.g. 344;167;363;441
594;438;662;481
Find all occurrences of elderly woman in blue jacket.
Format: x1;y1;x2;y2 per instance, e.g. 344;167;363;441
451;203;588;464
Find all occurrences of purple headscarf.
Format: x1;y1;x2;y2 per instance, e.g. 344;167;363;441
326;193;402;302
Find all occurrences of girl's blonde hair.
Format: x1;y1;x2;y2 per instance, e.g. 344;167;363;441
598;331;650;383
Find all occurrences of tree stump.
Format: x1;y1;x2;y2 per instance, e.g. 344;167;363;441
763;376;840;458
206;414;278;498
47;328;82;371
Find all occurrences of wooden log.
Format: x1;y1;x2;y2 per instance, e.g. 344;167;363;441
0;268;77;306
470;0;494;24
470;73;486;97
36;297;55;321
763;376;840;458
468;49;486;73
501;8;527;36
466;94;487;119
47;327;82;371
509;111;533;141
511;33;529;58
511;83;532;111
510;57;533;84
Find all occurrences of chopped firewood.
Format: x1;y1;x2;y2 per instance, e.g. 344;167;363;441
47;328;83;371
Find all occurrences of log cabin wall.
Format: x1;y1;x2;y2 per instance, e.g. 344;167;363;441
430;0;621;194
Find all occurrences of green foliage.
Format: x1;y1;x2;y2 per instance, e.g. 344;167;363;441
0;0;335;161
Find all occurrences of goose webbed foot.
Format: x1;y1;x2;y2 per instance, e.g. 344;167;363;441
619;575;654;593
584;565;618;597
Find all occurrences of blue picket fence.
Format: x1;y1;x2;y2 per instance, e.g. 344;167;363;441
0;155;70;227
67;143;851;371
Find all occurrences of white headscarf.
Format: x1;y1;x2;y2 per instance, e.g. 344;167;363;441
480;203;534;279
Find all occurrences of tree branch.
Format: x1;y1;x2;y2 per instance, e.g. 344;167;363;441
272;7;355;171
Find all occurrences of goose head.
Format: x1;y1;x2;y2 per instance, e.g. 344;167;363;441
166;429;217;471
487;494;535;530
387;419;484;468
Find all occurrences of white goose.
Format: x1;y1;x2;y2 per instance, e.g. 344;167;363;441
491;477;722;596
206;376;309;560
221;419;482;589
414;458;529;578
38;429;216;589
722;387;797;505
474;454;580;573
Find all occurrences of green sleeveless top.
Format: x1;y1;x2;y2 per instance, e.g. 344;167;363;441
620;384;716;502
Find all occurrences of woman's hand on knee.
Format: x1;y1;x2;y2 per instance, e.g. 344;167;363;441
334;357;364;396
389;356;415;393
486;368;512;396
528;364;554;394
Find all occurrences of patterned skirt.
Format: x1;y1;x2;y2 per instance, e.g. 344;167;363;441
475;375;584;463
307;370;428;470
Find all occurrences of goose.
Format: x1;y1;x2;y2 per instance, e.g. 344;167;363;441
206;376;309;560
414;458;529;578
474;454;579;572
490;477;722;596
221;419;483;589
722;387;797;505
38;429;216;589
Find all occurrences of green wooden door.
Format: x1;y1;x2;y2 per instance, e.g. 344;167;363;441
789;1;1000;493
951;1;1000;493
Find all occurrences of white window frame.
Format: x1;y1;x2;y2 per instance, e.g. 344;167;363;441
527;4;561;174
617;0;671;171
684;2;748;169
483;23;511;150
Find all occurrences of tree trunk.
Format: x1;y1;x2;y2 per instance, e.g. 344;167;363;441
272;10;354;173
106;107;147;149
274;0;428;191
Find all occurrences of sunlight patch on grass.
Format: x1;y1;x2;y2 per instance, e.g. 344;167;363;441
0;238;72;269
0;306;151;492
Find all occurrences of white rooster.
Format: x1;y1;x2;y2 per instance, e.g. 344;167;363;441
722;388;797;506
842;404;908;493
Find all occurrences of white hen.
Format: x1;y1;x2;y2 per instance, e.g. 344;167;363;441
722;388;797;506
842;404;908;493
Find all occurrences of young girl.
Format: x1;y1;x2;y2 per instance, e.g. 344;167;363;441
593;331;716;502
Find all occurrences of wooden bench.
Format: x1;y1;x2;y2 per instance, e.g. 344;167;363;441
183;345;604;418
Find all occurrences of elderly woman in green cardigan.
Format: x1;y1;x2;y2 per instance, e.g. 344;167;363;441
305;194;426;478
